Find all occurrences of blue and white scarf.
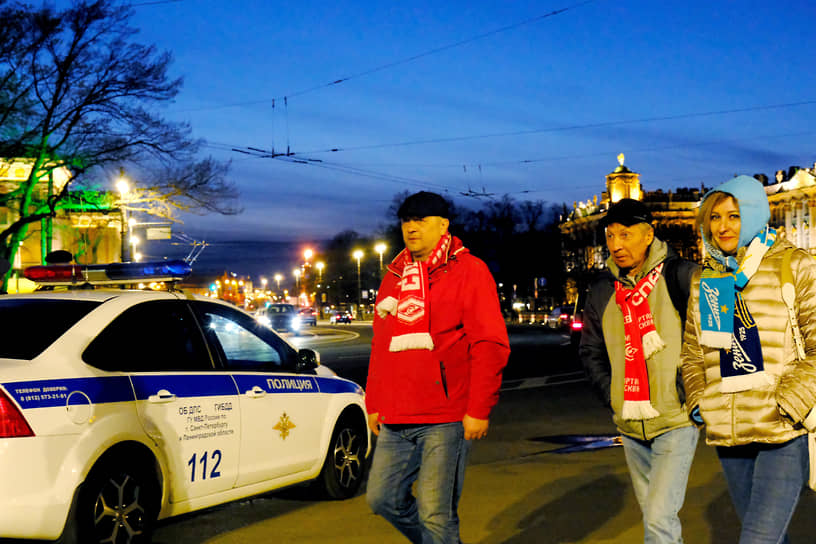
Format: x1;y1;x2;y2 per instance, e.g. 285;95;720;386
699;226;777;393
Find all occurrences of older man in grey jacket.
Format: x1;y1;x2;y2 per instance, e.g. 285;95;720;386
580;198;699;544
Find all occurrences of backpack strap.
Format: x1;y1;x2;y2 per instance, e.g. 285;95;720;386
663;256;690;329
781;247;806;362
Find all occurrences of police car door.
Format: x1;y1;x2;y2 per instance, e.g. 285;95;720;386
83;299;241;502
192;301;329;488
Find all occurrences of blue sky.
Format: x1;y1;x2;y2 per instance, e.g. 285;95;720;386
105;0;816;241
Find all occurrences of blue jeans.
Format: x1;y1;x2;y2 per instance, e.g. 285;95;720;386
622;425;699;544
366;422;471;544
717;434;808;544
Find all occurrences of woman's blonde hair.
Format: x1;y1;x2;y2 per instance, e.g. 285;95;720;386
696;191;738;242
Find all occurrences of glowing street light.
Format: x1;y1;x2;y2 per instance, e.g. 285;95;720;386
316;261;325;281
274;273;283;291
293;268;301;293
303;248;313;262
352;249;364;314
374;242;387;275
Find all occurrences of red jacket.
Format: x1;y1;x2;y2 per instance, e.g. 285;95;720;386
365;238;510;424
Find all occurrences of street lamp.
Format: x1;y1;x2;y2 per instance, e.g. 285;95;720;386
374;242;387;276
315;261;326;318
130;235;140;262
274;273;283;292
116;169;129;262
353;249;364;317
303;248;313;262
261;277;268;294
293;268;301;295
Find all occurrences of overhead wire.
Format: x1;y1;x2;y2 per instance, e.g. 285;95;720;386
176;0;597;113
293;99;816;155
273;155;456;194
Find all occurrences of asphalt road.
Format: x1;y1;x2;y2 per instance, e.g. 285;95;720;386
288;321;578;387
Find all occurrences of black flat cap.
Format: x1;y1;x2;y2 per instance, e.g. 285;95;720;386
397;191;450;219
602;198;653;227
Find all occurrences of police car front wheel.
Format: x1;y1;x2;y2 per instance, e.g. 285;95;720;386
318;416;367;500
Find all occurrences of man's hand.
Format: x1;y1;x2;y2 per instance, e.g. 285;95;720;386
367;412;381;436
463;414;489;440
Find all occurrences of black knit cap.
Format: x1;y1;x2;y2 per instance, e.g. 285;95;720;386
397;191;450;219
601;198;653;227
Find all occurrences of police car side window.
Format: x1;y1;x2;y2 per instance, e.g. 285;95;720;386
192;302;296;371
83;301;212;372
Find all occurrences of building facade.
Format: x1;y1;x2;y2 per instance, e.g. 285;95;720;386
558;156;816;301
766;163;816;250
1;158;122;290
559;155;705;300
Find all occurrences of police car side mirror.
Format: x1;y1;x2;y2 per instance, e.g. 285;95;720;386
296;348;319;373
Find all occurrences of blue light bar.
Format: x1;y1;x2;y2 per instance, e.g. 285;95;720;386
105;260;192;280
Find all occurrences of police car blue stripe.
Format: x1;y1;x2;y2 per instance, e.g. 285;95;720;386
3;376;134;409
130;374;238;400
233;374;319;394
316;376;363;395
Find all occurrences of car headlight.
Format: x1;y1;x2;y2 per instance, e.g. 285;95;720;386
257;315;271;327
292;317;301;329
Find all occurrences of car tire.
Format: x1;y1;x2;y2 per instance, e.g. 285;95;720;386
68;456;160;544
317;416;367;500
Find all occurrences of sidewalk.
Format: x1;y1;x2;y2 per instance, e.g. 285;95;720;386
458;381;816;543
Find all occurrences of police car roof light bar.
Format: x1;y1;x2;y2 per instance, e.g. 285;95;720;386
23;260;192;286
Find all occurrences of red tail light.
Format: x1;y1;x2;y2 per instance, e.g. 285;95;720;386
0;390;34;438
571;321;583;331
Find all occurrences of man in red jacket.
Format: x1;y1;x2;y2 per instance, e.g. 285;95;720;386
365;191;510;544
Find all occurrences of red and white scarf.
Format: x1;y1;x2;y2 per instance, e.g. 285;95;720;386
376;233;451;352
614;262;665;420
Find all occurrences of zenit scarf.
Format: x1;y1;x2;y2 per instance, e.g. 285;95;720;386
699;227;776;392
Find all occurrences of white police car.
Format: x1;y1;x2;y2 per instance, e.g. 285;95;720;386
0;260;370;543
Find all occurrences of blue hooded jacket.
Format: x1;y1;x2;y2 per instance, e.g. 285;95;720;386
701;175;770;249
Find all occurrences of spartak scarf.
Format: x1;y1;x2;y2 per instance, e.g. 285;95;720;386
699;226;776;393
615;262;664;420
376;232;451;352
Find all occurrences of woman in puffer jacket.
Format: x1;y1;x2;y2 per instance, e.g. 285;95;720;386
681;175;816;544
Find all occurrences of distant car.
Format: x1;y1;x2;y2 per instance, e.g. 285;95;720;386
0;260;370;544
330;310;354;324
257;303;302;334
545;305;576;331
298;307;317;326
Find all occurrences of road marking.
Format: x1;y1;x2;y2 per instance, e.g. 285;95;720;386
501;371;586;392
290;328;360;347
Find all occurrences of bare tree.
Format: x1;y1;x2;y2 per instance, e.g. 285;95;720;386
518;200;547;233
0;0;240;288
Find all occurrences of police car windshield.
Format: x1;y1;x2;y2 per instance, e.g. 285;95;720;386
0;299;101;360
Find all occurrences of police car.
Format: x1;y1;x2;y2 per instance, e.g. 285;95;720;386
0;260;371;544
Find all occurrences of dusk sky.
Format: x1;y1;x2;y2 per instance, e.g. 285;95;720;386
96;0;816;241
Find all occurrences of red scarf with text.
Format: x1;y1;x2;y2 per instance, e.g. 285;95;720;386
614;262;665;420
376;233;451;351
